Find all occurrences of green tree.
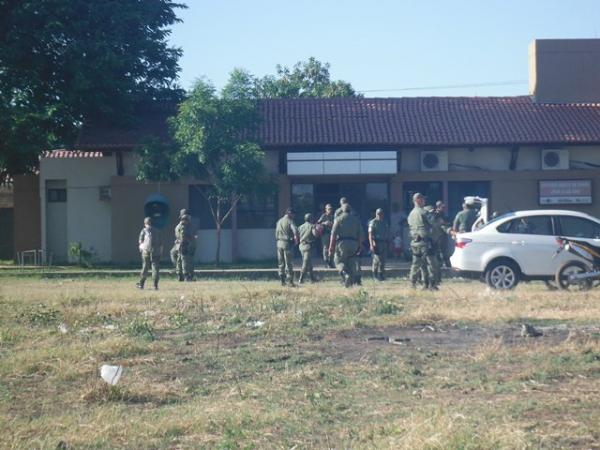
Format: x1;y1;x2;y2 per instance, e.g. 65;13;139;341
0;0;186;183
148;75;271;264
257;57;359;98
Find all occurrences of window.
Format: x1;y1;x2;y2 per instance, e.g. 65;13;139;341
291;184;314;216
237;192;278;229
403;182;442;214
558;216;600;239
189;186;231;229
497;216;553;235
47;188;67;203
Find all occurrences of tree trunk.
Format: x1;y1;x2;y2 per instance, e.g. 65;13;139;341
215;201;221;266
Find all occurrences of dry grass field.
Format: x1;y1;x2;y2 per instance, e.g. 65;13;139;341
1;275;599;449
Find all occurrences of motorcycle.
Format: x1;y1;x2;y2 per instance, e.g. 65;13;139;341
554;237;600;290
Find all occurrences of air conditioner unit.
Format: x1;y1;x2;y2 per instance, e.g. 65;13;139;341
421;150;448;171
541;149;569;170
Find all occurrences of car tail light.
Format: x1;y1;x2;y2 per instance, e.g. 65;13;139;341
455;238;472;249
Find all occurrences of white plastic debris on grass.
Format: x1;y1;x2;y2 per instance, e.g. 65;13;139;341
247;320;265;328
102;324;117;330
100;365;123;385
58;323;69;334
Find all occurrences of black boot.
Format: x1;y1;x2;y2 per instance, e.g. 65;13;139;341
379;272;386;281
136;279;144;289
355;276;362;286
310;272;318;283
288;274;296;287
178;273;184;282
298;273;305;284
153;280;159;290
280;275;286;286
341;270;352;288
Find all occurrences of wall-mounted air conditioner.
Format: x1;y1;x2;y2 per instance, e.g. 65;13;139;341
420;150;448;171
541;149;569;170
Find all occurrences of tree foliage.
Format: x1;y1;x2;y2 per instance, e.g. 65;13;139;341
138;74;272;263
256;57;359;98
0;0;185;182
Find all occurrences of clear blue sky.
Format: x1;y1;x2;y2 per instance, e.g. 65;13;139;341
169;0;600;97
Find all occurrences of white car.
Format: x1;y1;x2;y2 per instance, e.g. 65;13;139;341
450;209;600;289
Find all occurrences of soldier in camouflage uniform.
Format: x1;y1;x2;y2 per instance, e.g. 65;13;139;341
368;208;389;281
452;199;478;234
170;209;188;268
176;214;196;281
275;207;299;286
425;205;444;286
317;204;335;268
407;193;438;290
334;197;348;218
298;213;318;283
329;203;364;288
435;201;452;267
137;217;162;290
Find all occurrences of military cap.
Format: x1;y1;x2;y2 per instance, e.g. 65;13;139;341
286;207;296;214
144;216;152;224
339;197;348;205
412;192;425;201
179;208;188;218
304;213;313;222
181;214;190;221
325;203;333;210
375;208;384;215
435;200;444;207
465;198;475;206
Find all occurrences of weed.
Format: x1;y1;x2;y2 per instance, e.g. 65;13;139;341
126;317;155;341
16;304;61;326
374;299;401;315
169;311;190;328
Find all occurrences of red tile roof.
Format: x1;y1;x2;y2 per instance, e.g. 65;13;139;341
76;96;600;149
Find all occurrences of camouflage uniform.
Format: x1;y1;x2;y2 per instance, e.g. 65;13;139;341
317;210;334;267
137;224;162;289
331;209;364;287
298;215;317;283
425;206;444;285
275;214;298;285
369;215;389;281
176;217;196;281
170;209;189;268
407;203;437;288
453;206;478;233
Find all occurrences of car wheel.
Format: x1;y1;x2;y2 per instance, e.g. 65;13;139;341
555;261;592;291
485;260;520;290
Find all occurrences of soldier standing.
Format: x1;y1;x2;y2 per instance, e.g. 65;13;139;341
170;209;188;269
317;204;335;268
176;214;196;281
425;205;443;286
368;208;389;281
334;197;349;218
329;203;364;287
452;199;478;233
298;213;318;283
137;217;162;290
275;207;299;286
434;201;452;267
407;193;437;290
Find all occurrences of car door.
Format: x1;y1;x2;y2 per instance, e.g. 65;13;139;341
556;215;600;249
496;215;556;275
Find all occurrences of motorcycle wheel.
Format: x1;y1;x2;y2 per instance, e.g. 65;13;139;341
555;261;593;291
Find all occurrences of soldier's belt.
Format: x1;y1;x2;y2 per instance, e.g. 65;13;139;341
277;238;294;242
337;237;357;241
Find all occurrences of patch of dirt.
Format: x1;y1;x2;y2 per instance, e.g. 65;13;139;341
317;323;599;362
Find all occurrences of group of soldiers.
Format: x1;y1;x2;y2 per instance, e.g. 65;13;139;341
407;192;479;289
136;209;197;290
136;196;480;290
276;197;390;288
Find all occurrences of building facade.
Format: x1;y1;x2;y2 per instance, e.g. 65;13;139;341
27;39;600;264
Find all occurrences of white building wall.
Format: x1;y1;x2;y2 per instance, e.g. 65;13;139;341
193;229;275;263
40;155;116;262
